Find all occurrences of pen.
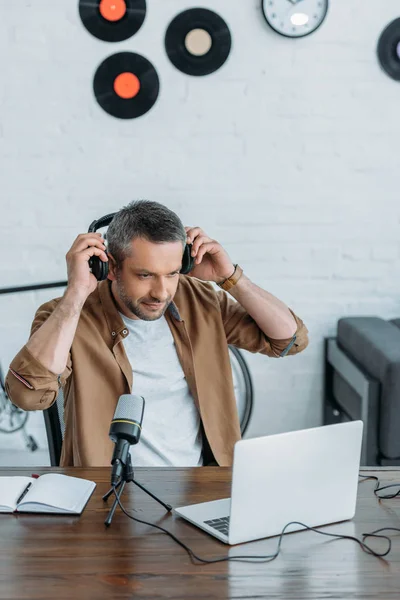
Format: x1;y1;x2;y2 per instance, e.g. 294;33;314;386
16;482;32;505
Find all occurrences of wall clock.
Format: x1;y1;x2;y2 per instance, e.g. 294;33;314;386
261;0;328;38
377;18;400;81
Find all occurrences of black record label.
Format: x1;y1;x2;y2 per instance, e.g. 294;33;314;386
165;8;232;76
79;0;146;42
377;18;400;81
93;52;159;119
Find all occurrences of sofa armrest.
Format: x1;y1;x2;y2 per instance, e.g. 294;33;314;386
389;318;400;331
337;317;400;460
338;317;400;379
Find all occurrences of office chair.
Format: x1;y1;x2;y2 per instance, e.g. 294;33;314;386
43;345;254;466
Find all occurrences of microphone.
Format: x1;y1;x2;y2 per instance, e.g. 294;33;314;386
109;394;145;487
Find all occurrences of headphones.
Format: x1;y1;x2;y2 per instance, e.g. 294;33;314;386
88;212;195;281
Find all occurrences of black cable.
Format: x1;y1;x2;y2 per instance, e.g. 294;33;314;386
111;481;400;565
359;473;400;499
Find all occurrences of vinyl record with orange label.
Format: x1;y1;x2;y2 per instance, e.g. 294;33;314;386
93;52;159;119
377;18;400;80
79;0;146;42
165;8;231;76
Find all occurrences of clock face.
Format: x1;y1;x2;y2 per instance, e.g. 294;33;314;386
262;0;328;38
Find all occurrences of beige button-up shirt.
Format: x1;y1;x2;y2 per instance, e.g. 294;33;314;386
5;276;308;467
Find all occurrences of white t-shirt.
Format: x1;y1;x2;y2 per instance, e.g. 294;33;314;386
119;312;203;467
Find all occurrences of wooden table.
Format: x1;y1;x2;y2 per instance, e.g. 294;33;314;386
0;466;399;600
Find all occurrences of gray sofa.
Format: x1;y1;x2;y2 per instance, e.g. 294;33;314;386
324;316;400;466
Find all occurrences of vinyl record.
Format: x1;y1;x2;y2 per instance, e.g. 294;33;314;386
377;18;400;81
79;0;146;42
165;8;231;76
93;52;159;119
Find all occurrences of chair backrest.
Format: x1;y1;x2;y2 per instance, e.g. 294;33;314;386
228;345;253;435
43;388;64;467
43;345;253;466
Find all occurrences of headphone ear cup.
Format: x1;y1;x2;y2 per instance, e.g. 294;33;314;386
89;254;109;281
181;243;195;275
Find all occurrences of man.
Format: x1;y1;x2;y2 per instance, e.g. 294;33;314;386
5;200;308;467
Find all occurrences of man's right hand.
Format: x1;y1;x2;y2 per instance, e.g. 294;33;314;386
65;233;108;300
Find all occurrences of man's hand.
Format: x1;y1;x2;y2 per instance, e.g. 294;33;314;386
66;233;108;300
185;226;235;284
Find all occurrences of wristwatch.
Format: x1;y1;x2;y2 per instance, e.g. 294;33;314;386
217;264;243;292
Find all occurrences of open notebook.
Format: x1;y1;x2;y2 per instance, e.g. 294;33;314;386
0;473;96;514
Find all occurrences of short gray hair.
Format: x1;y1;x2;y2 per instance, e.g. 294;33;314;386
107;200;186;268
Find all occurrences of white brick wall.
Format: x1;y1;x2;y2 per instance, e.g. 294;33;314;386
1;0;400;463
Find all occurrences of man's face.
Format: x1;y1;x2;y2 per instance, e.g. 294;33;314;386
108;237;184;321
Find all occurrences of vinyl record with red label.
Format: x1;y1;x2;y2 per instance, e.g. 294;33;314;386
93;52;159;119
79;0;146;42
165;8;231;76
377;18;400;80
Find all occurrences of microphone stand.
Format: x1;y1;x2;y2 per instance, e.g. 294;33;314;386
103;453;172;526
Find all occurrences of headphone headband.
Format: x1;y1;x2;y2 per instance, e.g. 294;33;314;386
88;212;117;233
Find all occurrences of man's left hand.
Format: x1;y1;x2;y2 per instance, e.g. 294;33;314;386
184;226;235;284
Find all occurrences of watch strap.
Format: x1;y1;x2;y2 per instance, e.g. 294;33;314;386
217;264;243;291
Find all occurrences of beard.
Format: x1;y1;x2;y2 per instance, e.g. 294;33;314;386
115;272;171;321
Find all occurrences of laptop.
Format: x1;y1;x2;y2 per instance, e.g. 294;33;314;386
173;420;363;545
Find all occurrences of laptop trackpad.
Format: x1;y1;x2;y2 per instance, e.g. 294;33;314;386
173;497;231;522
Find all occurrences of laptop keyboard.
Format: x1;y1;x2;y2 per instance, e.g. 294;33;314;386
204;516;230;536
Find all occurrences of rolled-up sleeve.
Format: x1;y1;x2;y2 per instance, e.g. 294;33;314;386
4;299;72;411
216;290;309;358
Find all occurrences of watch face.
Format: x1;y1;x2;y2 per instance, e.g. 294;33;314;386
262;0;328;38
